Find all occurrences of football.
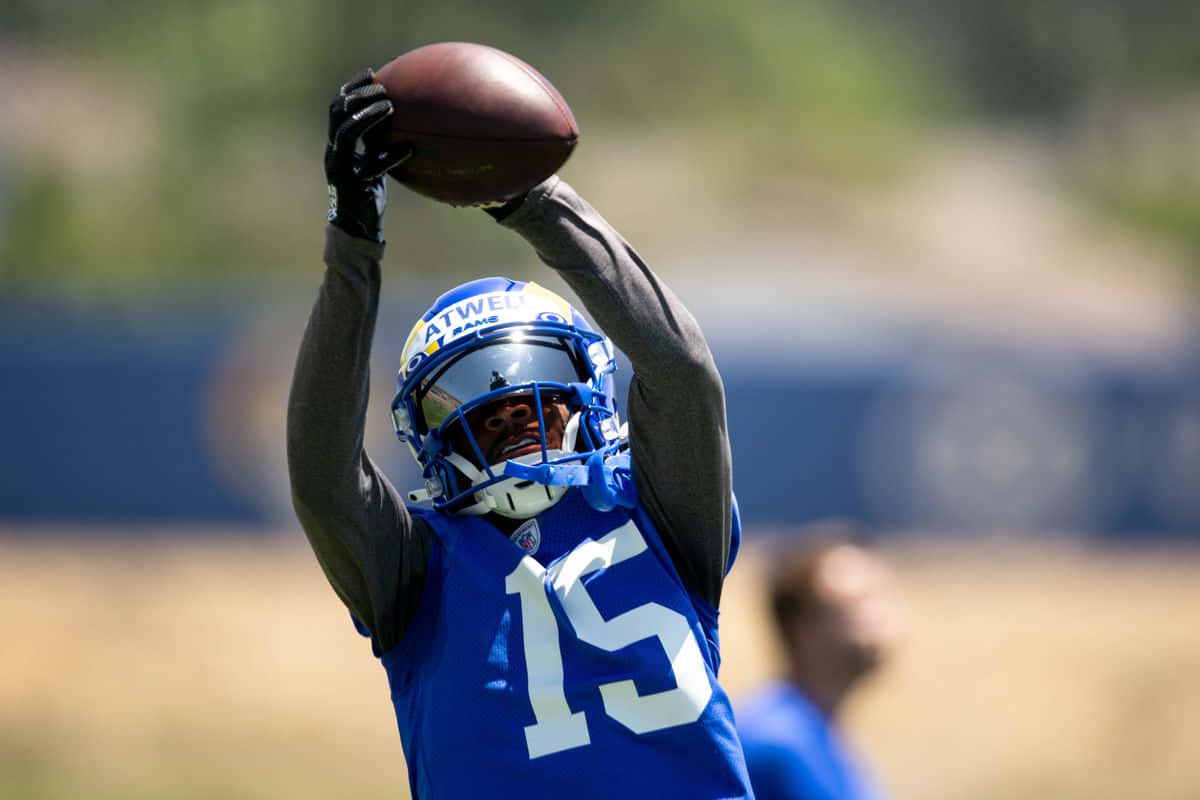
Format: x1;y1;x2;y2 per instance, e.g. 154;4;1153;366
368;42;579;206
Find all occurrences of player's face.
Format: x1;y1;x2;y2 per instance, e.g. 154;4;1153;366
813;548;901;679
787;546;902;691
452;392;570;468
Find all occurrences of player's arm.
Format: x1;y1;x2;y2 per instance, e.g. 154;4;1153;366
287;71;431;653
493;177;732;609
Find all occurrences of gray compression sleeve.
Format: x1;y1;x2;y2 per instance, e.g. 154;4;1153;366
499;177;733;609
287;225;431;653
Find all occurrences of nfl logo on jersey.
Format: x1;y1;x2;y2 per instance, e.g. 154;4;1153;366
510;519;541;555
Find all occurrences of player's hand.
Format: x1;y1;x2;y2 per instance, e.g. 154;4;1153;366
324;69;412;242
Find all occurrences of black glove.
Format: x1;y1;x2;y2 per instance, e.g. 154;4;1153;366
324;69;412;242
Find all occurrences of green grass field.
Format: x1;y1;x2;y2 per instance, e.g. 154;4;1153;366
2;532;1197;800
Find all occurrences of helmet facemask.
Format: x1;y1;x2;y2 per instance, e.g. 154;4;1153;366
440;390;585;518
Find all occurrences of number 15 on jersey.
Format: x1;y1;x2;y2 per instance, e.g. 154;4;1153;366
505;521;713;759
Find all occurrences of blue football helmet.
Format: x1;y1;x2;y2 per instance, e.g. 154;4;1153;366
391;277;627;518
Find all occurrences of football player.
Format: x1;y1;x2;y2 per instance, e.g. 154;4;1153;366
288;70;753;799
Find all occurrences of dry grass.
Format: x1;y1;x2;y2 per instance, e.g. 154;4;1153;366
1;530;1198;800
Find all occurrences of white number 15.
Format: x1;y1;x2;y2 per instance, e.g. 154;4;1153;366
504;521;712;759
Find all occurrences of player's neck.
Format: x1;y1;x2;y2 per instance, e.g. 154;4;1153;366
787;666;848;720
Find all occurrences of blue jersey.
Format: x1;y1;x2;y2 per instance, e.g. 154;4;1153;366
363;489;753;799
737;683;883;800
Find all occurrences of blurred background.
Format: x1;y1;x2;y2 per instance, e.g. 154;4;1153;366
1;1;1198;798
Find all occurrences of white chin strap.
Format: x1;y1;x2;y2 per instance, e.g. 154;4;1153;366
443;410;583;520
445;450;570;518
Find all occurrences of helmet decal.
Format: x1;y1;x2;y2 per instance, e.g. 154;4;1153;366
400;279;574;380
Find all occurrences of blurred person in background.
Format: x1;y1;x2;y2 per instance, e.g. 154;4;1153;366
738;528;901;800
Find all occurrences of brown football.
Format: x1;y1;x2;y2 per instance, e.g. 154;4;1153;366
368;42;579;206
